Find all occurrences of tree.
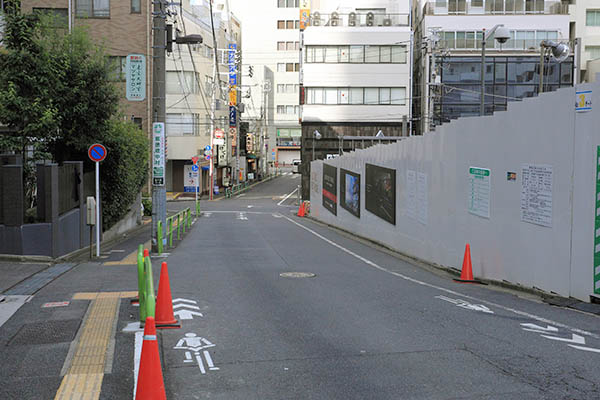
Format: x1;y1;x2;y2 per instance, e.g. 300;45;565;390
0;6;148;229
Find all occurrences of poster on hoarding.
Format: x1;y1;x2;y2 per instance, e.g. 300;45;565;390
365;164;396;225
340;169;360;218
322;164;337;216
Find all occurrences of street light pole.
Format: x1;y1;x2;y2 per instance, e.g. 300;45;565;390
480;28;486;117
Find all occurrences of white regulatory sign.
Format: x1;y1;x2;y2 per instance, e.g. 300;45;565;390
152;123;165;186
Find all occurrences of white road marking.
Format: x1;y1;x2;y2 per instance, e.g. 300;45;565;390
568;344;600;353
195;354;206;374
173;298;198;304
236;194;246;198
173;304;201;310
0;295;30;328
174;309;204;320
247;205;254;208
272;213;283;218
435;295;494;314
278;187;298;206
204;350;219;370
133;331;143;397
292;174;299;179
204;212;212;218
237;212;248;221
520;323;559;334
540;333;586;345
281;215;600;339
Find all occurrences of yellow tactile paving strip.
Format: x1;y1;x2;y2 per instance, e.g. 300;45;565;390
104;240;152;266
54;291;136;400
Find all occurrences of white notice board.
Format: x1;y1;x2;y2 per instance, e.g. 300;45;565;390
520;164;553;227
468;167;491;219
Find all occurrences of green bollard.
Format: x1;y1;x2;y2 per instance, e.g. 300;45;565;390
182;210;187;233
168;217;173;248
177;213;181;240
144;256;155;318
187;209;192;228
196;200;200;216
137;245;146;324
157;220;163;255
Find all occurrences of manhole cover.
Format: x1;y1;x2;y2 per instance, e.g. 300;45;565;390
280;272;316;278
8;319;81;346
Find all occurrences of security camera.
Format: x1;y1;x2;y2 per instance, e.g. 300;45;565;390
494;27;510;44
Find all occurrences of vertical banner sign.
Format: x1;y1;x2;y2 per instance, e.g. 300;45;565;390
340;168;360;218
152;123;165;186
576;90;592;112
365;164;396;225
300;0;311;30
126;54;146;101
594;147;600;294
468;167;490;219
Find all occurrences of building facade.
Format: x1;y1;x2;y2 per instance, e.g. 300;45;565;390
299;0;412;199
568;0;600;83
229;0;302;171
413;0;572;134
165;0;241;194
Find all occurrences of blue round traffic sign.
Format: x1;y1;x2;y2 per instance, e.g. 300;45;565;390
192;165;199;172
205;145;212;151
88;144;107;162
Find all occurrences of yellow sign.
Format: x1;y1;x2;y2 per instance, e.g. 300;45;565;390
300;9;310;30
229;89;237;106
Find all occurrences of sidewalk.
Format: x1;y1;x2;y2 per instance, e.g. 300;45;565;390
0;213;198;399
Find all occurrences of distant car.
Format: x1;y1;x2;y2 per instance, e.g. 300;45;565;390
292;159;301;174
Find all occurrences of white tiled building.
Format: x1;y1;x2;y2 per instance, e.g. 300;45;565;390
568;0;600;82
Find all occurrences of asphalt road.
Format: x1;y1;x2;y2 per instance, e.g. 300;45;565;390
158;174;600;399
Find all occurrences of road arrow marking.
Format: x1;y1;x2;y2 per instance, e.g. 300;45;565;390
174;304;200;310
568;344;600;353
172;298;197;305
520;323;559;334
174;310;204;320
435;295;494;314
541;333;586;345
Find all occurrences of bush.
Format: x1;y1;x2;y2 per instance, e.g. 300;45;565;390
142;197;152;216
100;119;148;229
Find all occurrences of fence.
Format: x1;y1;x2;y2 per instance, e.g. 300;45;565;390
309;81;600;302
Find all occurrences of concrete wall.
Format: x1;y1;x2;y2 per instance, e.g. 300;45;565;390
310;81;600;301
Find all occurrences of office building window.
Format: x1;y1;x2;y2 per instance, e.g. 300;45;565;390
108;56;126;81
131;0;140;13
277;84;285;93
277;20;285;29
76;0;110;18
277;105;285;113
587;46;600;60
307;45;407;64
587;10;600;26
286;20;294;29
278;0;299;7
277;42;286;51
32;8;69;27
277;63;286;72
306;87;406;106
277;0;285;7
442;30;557;50
286;41;295;51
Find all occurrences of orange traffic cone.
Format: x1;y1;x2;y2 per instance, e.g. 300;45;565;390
297;202;305;217
155;262;181;329
135;316;167;400
453;244;484;284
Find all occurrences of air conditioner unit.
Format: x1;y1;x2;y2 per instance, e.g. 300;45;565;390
348;12;357;27
330;11;339;26
366;12;374;26
383;18;392;26
313;12;321;26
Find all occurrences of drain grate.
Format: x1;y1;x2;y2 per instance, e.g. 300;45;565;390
7;319;81;346
280;272;316;278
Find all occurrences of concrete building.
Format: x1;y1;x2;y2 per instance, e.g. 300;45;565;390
165;0;241;194
19;0;153;136
567;0;600;83
229;0;301;171
299;0;412;199
412;0;572;134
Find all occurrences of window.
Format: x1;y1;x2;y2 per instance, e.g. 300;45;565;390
295;42;300;50
76;0;110;18
365;45;379;63
379;88;391;104
295;20;300;29
131;0;140;13
286;84;294;92
350;46;364;63
166;113;196;136
286;0;295;7
277;84;285;93
32;8;69;28
277;42;285;51
314;46;325;63
380;46;392;63
286;20;294;29
277;105;285;113
364;88;379;104
285;105;294;114
166;72;180;93
391;88;406;105
339;88;349;104
277;63;286;72
350;88;363;104
391;46;406;63
295;63;300;71
325;47;338;63
286;41;295;51
587;10;600;26
339;46;350;63
471;0;483;7
277;20;285;29
325;88;337;104
277;0;285;7
313;88;323;104
108;56;126;81
587;46;600;60
286;63;294;72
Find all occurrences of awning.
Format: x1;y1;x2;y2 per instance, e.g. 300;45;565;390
246;154;258;159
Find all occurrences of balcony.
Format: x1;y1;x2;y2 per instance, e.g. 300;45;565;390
309;12;409;28
423;0;568;16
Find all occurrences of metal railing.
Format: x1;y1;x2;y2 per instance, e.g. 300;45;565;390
224;172;281;198
157;207;192;255
423;0;568;15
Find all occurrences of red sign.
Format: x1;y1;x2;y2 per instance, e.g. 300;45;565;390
192;156;199;164
214;129;225;139
88;144;107;162
42;301;70;308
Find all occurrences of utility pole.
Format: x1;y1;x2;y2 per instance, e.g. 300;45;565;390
152;0;167;253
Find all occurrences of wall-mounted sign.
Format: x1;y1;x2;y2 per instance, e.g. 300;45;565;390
521;164;552;227
126;54;146;101
576;90;592;112
152;123;165;186
468;167;490;219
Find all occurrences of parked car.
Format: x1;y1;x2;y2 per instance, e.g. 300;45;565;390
292;159;301;174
